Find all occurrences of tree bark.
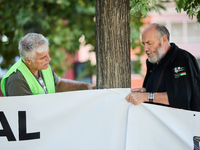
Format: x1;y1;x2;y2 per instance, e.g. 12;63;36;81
95;0;131;89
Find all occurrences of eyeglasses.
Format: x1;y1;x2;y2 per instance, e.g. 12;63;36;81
38;77;48;94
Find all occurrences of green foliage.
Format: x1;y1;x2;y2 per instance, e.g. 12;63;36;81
130;0;200;21
131;59;142;74
0;0;95;76
130;0;158;18
130;12;145;74
76;60;96;79
175;0;200;22
130;0;200;23
130;13;144;50
2;0;199;78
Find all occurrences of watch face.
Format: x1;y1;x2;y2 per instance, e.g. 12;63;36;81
148;93;154;102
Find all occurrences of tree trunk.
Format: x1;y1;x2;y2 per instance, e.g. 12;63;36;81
95;0;131;89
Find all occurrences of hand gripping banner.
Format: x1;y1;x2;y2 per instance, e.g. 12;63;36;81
0;88;199;150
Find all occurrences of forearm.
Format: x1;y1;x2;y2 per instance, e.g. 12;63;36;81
55;78;94;92
126;92;169;105
146;92;169;105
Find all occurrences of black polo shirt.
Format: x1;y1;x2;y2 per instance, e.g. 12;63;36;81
145;46;173;92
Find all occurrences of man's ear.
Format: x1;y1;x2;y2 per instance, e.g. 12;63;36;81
24;58;32;65
162;35;168;43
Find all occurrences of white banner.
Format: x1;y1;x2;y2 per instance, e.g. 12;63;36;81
126;103;200;150
0;88;200;150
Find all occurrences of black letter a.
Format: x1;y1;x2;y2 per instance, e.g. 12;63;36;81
0;111;16;141
19;111;40;140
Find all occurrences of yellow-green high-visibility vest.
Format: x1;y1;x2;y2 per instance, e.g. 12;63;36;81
1;59;55;96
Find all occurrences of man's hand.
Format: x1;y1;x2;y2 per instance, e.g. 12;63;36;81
87;84;96;90
126;92;148;105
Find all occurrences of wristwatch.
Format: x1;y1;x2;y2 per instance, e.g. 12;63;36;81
148;93;154;103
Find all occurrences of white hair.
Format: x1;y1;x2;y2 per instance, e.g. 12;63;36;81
18;33;49;62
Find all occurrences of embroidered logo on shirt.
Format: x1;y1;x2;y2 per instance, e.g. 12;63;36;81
173;67;185;73
173;67;187;78
174;72;187;78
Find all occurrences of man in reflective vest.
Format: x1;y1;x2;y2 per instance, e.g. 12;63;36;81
1;33;95;96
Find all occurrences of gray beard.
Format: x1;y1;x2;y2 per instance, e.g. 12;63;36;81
148;47;165;64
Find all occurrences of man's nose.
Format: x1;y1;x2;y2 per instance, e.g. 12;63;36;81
143;44;148;52
46;54;51;61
